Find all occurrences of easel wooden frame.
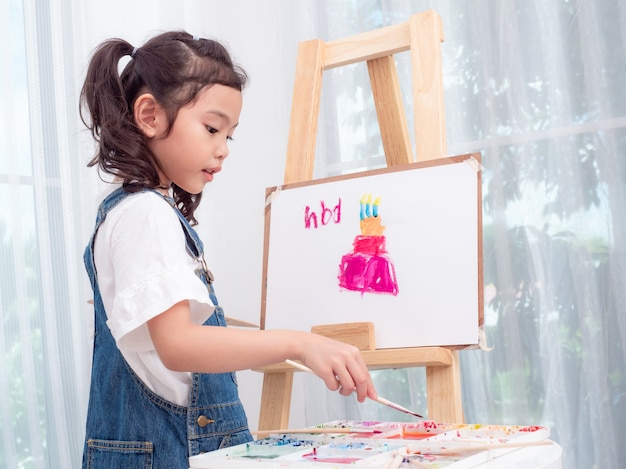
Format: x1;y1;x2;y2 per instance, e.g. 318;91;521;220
255;10;464;431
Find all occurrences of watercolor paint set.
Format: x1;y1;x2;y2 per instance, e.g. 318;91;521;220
188;420;551;468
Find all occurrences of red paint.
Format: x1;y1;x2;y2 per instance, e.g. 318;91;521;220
396;421;445;440
519;426;542;432
338;236;399;295
304;199;341;229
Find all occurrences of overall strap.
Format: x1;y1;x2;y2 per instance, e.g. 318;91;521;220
94;186;132;227
84;187;130;281
159;195;216;288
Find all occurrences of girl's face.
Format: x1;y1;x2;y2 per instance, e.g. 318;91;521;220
148;84;242;195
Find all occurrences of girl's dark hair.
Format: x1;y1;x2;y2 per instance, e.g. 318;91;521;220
80;31;248;224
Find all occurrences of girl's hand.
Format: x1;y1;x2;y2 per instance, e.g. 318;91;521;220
298;334;377;403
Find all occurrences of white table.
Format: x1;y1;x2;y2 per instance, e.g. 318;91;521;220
189;442;562;468
474;440;562;468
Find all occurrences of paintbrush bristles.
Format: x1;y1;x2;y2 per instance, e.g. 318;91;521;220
375;396;423;418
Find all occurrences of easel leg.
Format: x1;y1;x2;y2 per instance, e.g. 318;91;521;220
257;371;294;431
426;350;463;423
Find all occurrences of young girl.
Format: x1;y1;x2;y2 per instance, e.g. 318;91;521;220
79;31;377;468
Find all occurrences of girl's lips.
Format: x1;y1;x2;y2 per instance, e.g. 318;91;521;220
202;167;221;182
202;169;215;182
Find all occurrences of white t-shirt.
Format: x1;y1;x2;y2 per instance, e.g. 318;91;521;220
93;190;214;405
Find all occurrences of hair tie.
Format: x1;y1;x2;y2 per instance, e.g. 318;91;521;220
131;47;138;58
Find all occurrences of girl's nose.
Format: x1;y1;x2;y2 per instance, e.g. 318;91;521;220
216;140;229;160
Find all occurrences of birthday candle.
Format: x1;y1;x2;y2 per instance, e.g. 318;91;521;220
365;194;372;217
373;197;381;217
359;194;367;220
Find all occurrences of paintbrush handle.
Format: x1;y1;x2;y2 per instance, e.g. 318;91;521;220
412;439;554;455
252;427;377;435
285;359;314;373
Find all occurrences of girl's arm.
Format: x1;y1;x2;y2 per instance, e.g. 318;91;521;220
147;300;377;402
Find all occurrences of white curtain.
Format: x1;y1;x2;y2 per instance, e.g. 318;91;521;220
1;0;624;468
1;0;93;467
308;2;626;469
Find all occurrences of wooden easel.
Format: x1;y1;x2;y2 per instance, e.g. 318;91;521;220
255;10;464;431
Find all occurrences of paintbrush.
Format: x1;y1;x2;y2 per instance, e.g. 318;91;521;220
285;359;424;418
408;439;554;456
251;427;382;436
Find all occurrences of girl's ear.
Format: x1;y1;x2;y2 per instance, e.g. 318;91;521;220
134;93;165;138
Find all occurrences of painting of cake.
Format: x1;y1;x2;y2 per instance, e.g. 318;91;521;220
338;194;399;295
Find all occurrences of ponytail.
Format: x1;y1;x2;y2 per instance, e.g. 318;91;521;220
80;39;161;194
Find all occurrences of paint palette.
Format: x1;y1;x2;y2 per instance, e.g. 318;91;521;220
213;435;316;461
188;420;551;468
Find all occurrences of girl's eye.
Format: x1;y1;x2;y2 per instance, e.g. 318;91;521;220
207;126;234;142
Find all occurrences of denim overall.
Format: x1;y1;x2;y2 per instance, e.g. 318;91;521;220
82;187;252;468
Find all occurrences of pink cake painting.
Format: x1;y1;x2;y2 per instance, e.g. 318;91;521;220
338;194;399;296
